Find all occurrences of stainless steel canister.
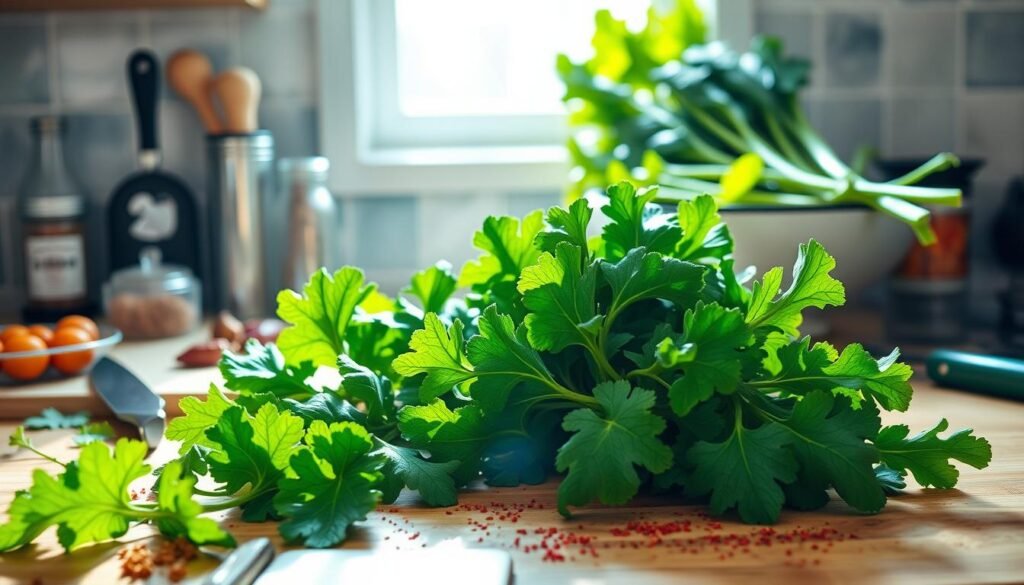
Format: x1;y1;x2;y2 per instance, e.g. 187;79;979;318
279;157;338;292
206;131;274;319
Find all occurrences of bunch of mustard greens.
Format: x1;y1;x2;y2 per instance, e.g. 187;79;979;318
558;0;962;244
0;183;990;552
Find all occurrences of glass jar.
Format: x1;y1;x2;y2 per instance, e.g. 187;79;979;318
104;247;201;339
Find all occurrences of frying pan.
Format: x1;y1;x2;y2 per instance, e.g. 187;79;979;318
107;50;200;276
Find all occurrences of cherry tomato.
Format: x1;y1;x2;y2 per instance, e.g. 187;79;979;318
1;325;30;345
2;334;50;381
56;315;99;341
27;325;54;346
50;327;95;376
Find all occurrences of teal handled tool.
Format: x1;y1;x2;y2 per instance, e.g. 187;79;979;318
926;350;1024;401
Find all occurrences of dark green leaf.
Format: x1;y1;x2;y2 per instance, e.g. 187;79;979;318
875;419;992;489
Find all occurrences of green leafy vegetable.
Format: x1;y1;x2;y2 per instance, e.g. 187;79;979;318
24;408;89;430
73;422;116;446
0;180;991;553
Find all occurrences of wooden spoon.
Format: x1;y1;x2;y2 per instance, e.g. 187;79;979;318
211;67;262;133
166;49;222;134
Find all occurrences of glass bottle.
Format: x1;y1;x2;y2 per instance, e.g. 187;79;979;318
279;157;338;292
18;115;91;321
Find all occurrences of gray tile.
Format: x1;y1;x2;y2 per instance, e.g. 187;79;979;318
417;193;502;269
966;11;1024;87
888;95;956;157
507;191;560;219
158;98;207;201
149;10;236;101
0;21;49;104
260;102;318;157
814;97;882;164
0;116;34;200
888;8;955;88
55;14;140;106
240;1;316;99
962;94;1024;176
825;11;882;87
63;113;135;205
756;9;813;60
352;197;419;270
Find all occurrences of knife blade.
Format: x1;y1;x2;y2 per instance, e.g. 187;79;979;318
89;357;166;450
204;538;276;585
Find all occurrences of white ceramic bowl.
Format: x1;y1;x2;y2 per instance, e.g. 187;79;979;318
721;205;912;300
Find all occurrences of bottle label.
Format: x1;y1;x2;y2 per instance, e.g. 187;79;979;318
25;234;86;301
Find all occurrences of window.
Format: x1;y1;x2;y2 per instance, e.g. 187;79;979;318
319;0;747;193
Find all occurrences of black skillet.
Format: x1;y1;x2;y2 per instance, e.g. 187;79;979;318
107;50;200;276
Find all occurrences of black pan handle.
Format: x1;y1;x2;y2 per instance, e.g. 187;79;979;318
128;50;160;155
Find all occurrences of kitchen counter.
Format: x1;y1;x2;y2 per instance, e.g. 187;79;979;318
0;374;1022;584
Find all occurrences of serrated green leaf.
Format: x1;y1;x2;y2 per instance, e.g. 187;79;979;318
536;198;593;258
601;182;682;261
154;460;235;547
338;355;394;425
686;418;796;524
875;419;992;489
520;242;604;353
398;400;486;485
373;440;459;506
556;381;672;516
675;194;734;265
274;421;383;548
459;211;544;289
167;385;234;454
73;422;116;447
757;339;913;412
601;247;705;319
746;240;845;336
277;267;376;367
404;262;458;314
24;408;89;430
219;340;317;400
667;302;754;416
393;313;473;402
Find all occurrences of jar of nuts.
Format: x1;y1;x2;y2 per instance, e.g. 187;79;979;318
104;247;201;339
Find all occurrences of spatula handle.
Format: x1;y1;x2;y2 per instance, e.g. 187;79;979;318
927;350;1024;401
128;50;160;160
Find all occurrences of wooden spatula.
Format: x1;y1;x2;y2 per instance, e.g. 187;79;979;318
212;67;262;133
166;49;222;134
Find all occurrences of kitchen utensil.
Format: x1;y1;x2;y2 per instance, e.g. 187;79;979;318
207;131;275;318
166;49;222;134
108;50;201;278
253;549;513;585
0;324;122;386
280;157;338;291
203;537;275;585
88;356;165;450
104;246;201;339
926;350;1024;401
212;67;261;133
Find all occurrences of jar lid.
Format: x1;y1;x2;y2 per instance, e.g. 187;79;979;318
109;247;196;295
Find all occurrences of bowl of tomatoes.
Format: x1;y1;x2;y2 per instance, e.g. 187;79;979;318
0;316;123;385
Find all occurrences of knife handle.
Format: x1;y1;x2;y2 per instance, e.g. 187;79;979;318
926;350;1024;401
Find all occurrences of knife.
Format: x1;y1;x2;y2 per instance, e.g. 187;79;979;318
204;538;275;585
89;357;166;450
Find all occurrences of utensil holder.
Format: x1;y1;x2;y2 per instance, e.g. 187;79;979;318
206;131;274;319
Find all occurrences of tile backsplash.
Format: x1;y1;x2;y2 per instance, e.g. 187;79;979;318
0;0;1022;326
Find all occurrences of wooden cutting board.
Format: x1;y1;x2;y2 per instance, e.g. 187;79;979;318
0;379;1022;584
0;326;217;420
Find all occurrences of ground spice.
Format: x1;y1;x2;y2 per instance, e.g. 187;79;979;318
116;537;198;582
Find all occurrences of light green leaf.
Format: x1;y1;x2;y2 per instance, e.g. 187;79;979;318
536;198;593;258
520;242;603;353
167;385;234;454
73;422;116;447
393;313;473;402
556;382;673;516
403;262;458;314
875;419;992;489
719;153;764;203
459;211;545;289
154;460;235;548
397;400;486;485
276;267;376;366
601;182;682;261
601;247;705;316
675;194;734;265
746;239;845;336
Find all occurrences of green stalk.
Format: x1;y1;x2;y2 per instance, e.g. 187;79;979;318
885;153;961;186
764;113;819;173
784;105;853;180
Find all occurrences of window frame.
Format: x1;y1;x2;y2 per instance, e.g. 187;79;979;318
318;0;750;194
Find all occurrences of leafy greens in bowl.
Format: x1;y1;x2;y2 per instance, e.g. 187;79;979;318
0;183;991;553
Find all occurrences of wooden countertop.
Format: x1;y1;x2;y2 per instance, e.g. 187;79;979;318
0;375;1022;585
